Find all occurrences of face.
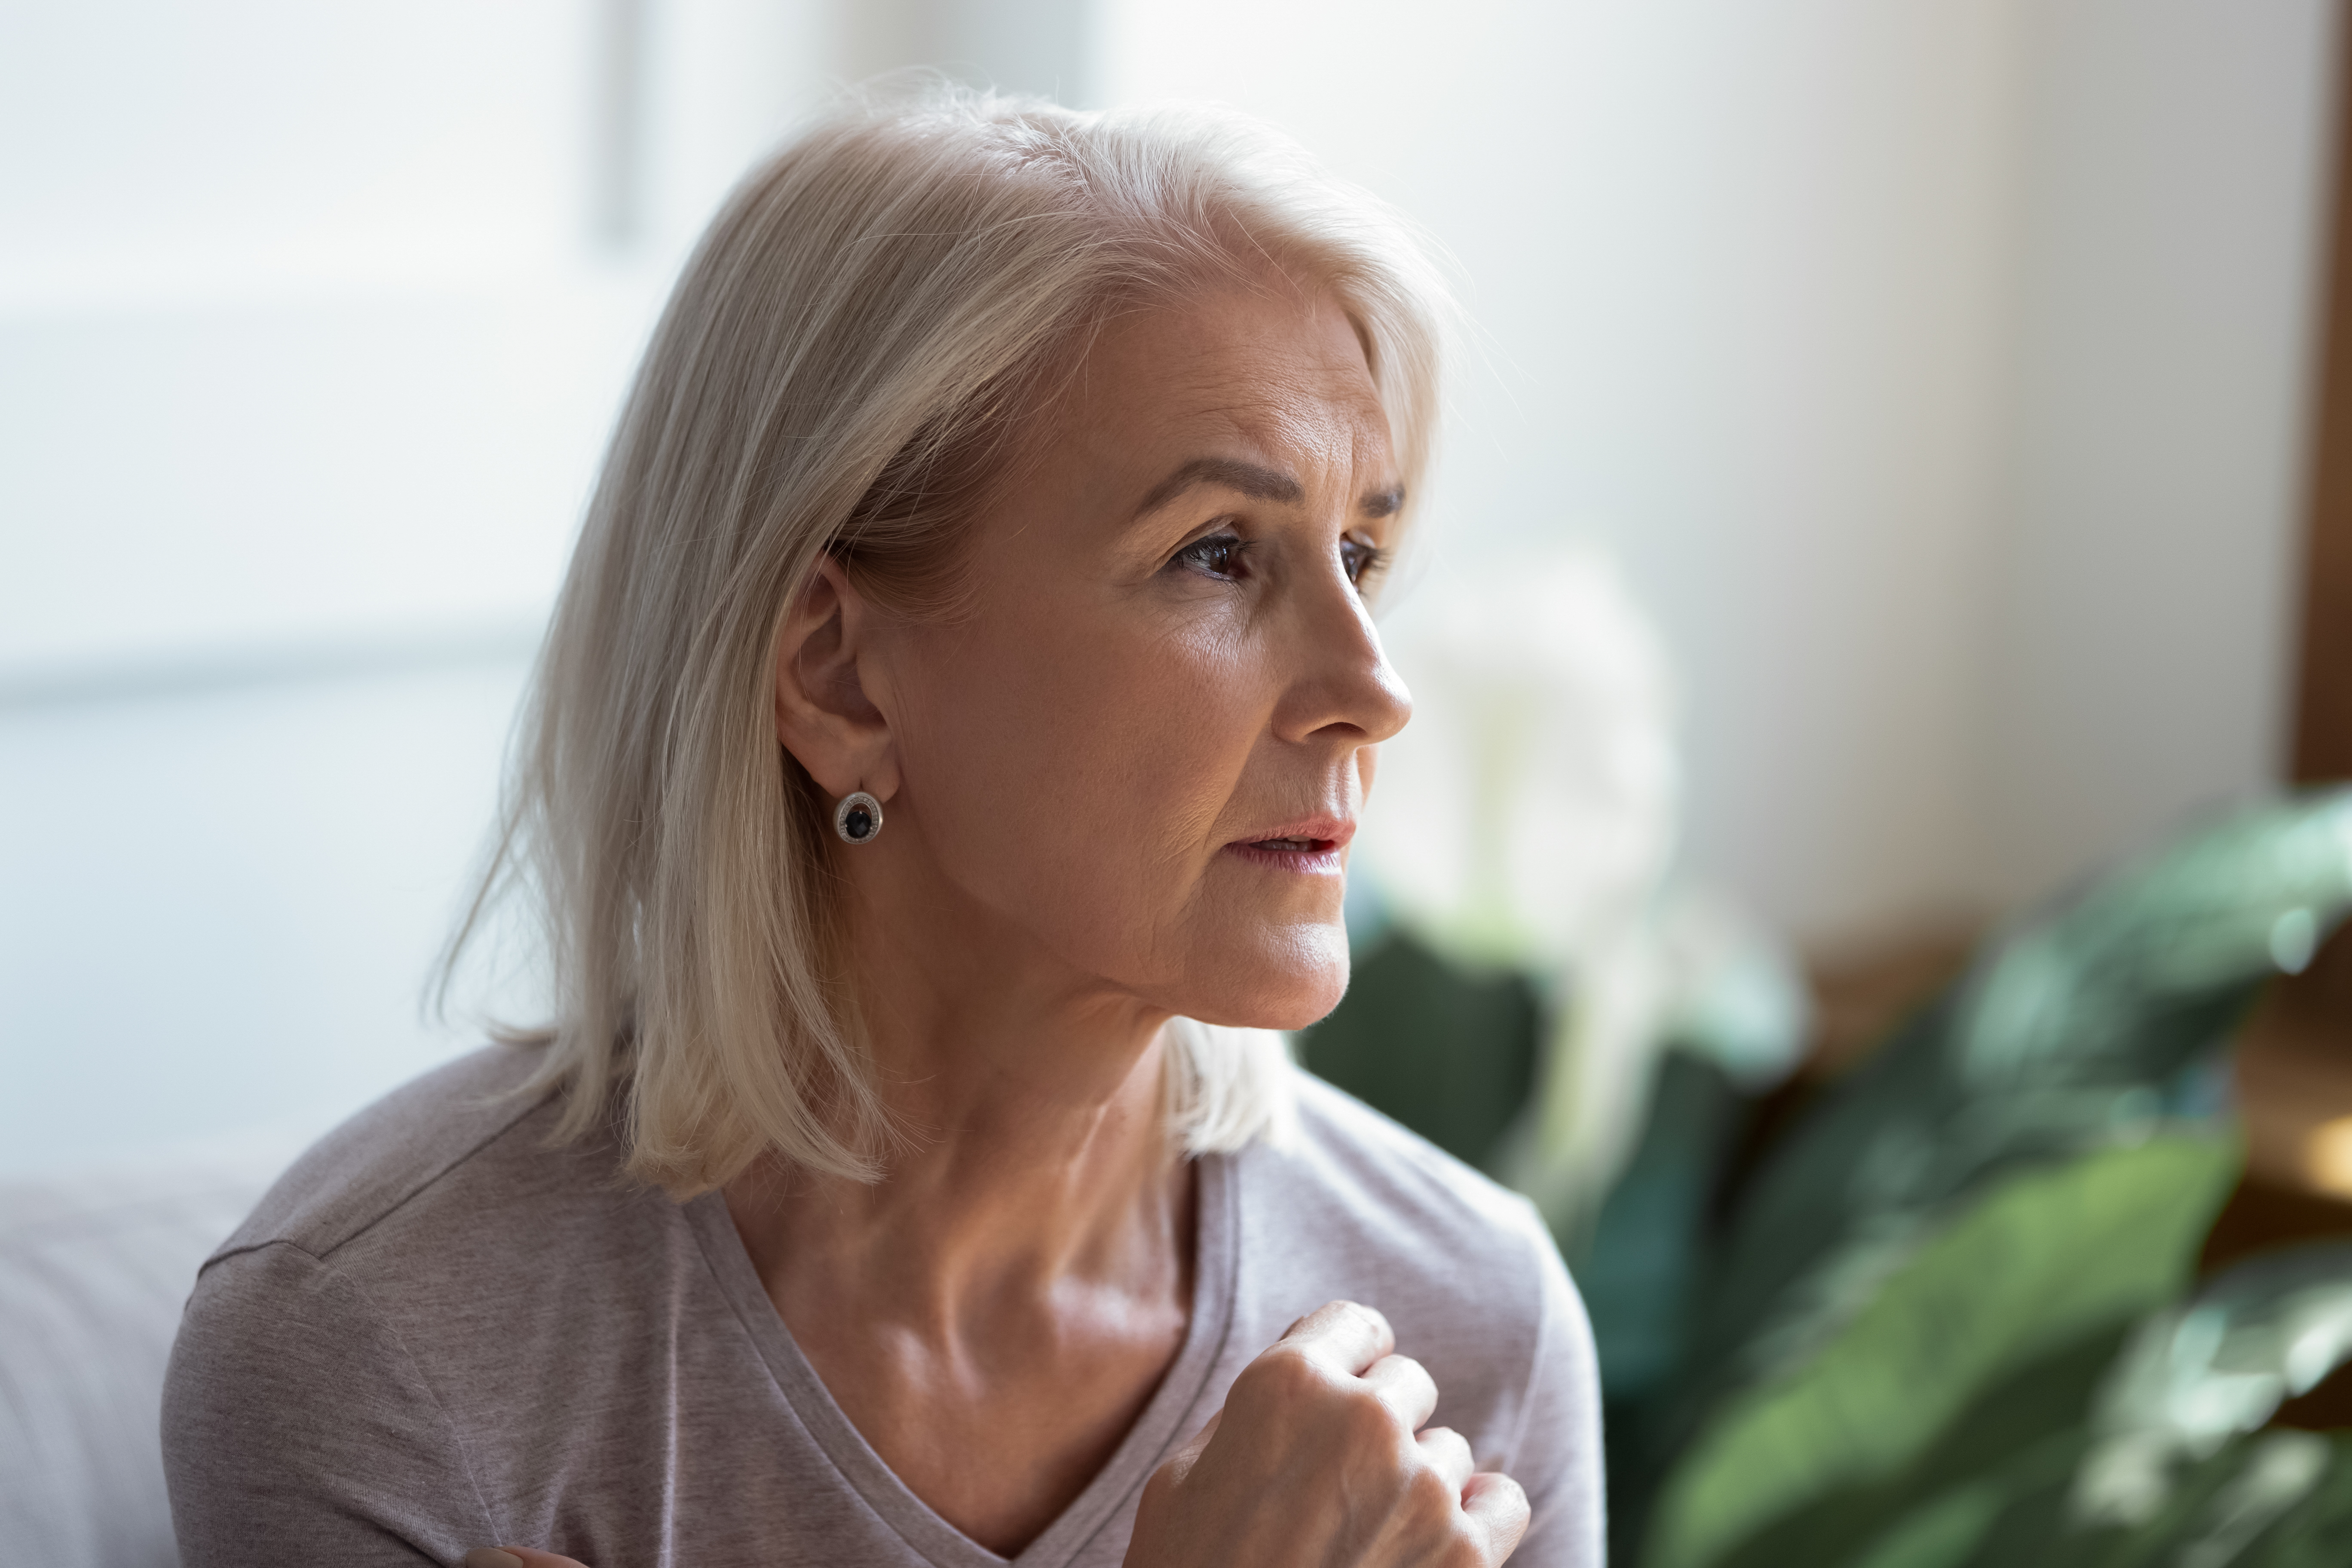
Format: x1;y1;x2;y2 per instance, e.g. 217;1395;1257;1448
859;281;1412;1031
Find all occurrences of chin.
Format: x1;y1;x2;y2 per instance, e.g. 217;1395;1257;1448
1181;922;1351;1031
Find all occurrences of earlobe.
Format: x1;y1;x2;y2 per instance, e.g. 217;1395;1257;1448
771;556;900;802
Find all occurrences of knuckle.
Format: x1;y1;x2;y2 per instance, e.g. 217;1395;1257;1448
1319;1298;1384;1339
1485;1471;1531;1523
1404;1462;1457;1517
1337;1384;1400;1446
1235;1344;1321;1409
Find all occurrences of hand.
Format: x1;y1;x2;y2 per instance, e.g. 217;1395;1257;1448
1124;1300;1530;1567
463;1550;589;1568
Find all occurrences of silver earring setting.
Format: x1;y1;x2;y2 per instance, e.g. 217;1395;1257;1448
833;790;884;845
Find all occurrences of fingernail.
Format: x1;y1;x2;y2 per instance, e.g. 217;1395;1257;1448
464;1551;524;1568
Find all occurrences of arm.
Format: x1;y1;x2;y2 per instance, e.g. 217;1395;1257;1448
1501;1224;1607;1568
164;1240;499;1565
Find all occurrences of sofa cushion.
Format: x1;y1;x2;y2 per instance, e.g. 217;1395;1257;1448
0;1151;288;1567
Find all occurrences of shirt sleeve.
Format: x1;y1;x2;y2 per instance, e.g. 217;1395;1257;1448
163;1239;499;1566
1502;1206;1607;1568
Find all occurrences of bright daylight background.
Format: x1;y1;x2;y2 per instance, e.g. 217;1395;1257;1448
0;0;2335;1175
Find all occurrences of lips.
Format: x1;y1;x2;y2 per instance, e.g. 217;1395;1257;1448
1224;816;1354;873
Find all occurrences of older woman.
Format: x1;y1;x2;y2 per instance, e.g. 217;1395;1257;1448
162;90;1601;1567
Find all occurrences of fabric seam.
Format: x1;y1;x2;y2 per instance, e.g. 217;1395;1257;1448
196;1074;558;1276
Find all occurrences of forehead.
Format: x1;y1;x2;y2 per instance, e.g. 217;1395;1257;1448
1054;283;1395;481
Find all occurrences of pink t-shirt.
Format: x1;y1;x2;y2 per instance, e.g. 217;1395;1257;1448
164;1045;1603;1566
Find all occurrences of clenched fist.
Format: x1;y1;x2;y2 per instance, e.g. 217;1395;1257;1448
1124;1300;1530;1567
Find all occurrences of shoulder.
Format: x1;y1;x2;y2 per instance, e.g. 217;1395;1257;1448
162;1047;560;1561
186;1041;683;1348
1259;1069;1560;1284
177;1042;604;1408
211;1043;564;1265
1235;1069;1574;1362
165;1047;660;1558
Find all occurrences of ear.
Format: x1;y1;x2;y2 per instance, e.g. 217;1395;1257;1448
773;556;900;802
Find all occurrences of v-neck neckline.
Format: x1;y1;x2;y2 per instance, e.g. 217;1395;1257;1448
683;1152;1240;1568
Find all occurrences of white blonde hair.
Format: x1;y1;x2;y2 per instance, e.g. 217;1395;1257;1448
447;86;1450;1195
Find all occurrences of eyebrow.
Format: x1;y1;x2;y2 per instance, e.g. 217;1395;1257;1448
1131;456;1406;521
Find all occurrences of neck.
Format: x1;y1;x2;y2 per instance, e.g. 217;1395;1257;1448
717;832;1209;1556
725;864;1190;1331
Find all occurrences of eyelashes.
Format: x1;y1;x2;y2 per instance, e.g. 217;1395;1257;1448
1174;532;1252;581
1171;530;1389;589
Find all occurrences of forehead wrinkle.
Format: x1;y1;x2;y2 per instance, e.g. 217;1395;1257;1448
1188;388;1385;497
1080;304;1397;530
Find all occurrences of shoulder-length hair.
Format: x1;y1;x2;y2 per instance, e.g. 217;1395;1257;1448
445;86;1450;1196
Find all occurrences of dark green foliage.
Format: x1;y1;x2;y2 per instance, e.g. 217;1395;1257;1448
1580;1053;1748;1397
1622;792;2352;1567
1708;1319;2128;1568
1578;1052;1754;1540
1297;927;1541;1172
2240;1438;2352;1566
1644;1135;2239;1568
1685;798;2352;1414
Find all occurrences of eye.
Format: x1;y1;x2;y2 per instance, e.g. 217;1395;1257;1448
1339;533;1389;588
1173;531;1252;582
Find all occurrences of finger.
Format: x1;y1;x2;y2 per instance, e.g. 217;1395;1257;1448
1166;1404;1223;1474
1361;1353;1438;1432
1416;1424;1476;1491
1461;1472;1532;1562
464;1550;594;1568
1279;1299;1395;1376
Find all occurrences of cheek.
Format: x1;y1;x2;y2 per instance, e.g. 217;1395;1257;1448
903;614;1253;952
897;609;1348;1019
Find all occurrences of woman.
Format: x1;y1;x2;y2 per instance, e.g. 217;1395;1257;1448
163;88;1602;1566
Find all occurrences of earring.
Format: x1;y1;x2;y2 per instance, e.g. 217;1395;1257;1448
833;790;884;845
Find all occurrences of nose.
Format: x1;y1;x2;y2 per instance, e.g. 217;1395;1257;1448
1272;564;1412;749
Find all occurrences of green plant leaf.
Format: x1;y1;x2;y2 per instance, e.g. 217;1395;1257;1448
1708;1320;2125;1568
1846;1479;2005;1568
2075;1239;2352;1533
2043;1431;2334;1568
1645;1135;2237;1568
2236;1434;2352;1566
1645;789;2352;1512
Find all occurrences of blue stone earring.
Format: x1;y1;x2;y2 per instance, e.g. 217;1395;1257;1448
833;790;883;845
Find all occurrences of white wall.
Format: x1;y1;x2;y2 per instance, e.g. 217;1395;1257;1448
1980;0;2336;908
0;665;534;1171
0;1;827;1175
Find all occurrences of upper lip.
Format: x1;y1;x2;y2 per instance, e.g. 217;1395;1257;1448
1231;816;1356;849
